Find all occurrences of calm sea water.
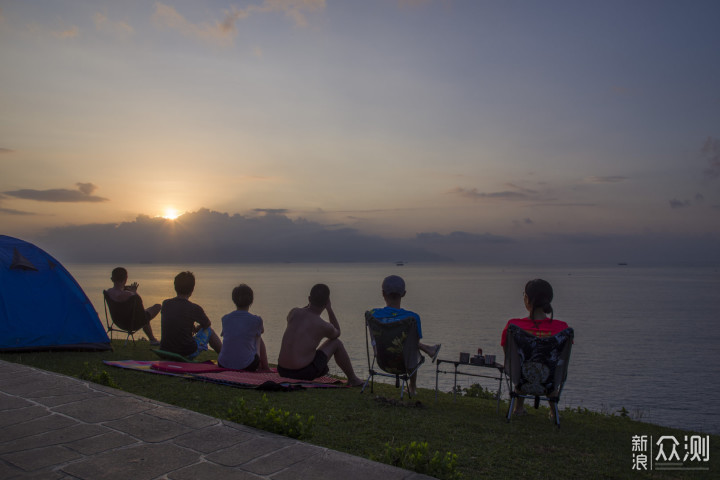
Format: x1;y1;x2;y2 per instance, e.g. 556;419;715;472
68;262;720;435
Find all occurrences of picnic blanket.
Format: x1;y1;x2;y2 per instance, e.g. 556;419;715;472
193;369;344;389
103;360;345;389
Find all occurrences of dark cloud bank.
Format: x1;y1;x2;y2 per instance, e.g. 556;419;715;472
30;208;720;266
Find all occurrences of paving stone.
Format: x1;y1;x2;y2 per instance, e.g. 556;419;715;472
5;468;71;479
7;469;71;479
0;392;34;411
30;389;107;408
0;459;24;479
243;443;322;475
270;449;422;480
146;404;219;429
173;423;254;453
2;445;83;472
53;395;152;423
65;430;138;455
206;436;294;467
61;443;199;480
104;412;194;443
0;424;106;454
168;460;265;480
0;414;78;443
0;406;50;428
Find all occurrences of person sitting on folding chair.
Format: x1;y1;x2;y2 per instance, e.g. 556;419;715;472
106;267;161;345
367;275;441;395
500;278;569;419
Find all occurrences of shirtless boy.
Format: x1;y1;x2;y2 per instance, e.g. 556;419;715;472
277;284;363;386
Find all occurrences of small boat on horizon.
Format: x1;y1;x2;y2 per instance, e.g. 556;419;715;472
395;261;406;266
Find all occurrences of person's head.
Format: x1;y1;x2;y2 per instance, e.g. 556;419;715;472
111;267;128;284
524;278;554;319
308;283;330;309
174;271;195;296
232;284;254;309
381;275;406;301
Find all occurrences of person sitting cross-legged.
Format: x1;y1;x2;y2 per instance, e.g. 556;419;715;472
217;284;271;372
160;271;222;359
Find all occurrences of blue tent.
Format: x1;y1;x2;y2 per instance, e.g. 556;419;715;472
0;235;110;352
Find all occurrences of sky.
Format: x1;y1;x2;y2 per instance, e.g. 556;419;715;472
1;1;719;265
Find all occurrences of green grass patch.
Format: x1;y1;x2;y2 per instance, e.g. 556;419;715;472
2;341;718;479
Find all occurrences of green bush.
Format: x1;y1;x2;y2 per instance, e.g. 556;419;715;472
228;394;315;439
79;362;119;388
462;383;496;400
374;441;461;480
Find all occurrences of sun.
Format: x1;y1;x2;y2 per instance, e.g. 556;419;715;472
162;208;181;220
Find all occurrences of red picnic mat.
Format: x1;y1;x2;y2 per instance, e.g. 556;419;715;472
193;369;345;388
150;361;229;374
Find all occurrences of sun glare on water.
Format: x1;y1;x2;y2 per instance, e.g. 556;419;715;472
162;208;181;220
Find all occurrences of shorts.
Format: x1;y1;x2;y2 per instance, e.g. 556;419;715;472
218;354;260;371
278;350;329;380
187;328;211;359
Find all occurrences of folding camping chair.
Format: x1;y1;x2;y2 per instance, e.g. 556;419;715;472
361;311;425;399
504;324;574;427
102;290;151;345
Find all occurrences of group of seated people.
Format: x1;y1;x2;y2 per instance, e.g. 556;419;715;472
107;268;441;387
108;267;568;402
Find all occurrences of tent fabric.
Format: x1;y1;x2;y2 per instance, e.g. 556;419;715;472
0;235;111;352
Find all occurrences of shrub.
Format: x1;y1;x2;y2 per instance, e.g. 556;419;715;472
461;383;496;400
374;441;461;480
227;394;314;439
79;362;119;388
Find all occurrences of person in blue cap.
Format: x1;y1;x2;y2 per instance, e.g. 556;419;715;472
368;275;441;394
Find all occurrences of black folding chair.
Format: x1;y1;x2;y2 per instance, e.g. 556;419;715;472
361;311;425;399
504;324;574;427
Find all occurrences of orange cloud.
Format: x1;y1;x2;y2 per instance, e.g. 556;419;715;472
94;12;134;37
152;0;325;46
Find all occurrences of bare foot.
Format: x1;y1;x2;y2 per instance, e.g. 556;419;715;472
346;378;365;387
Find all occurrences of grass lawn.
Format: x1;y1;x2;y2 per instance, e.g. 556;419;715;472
1;340;718;479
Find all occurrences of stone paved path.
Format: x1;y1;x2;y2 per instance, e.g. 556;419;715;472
0;360;432;479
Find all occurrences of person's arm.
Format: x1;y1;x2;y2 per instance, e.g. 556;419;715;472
325;300;341;339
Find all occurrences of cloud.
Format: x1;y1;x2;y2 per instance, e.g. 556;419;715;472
94;12;134;37
253;208;289;215
53;25;79;39
415;231;513;245
701;136;720;179
584;176;628;184
153;0;324;45
669;198;691;209
35;208;445;263
0;207;36;216
3;183;108;203
0;148;13;155
668;193;706;209
449;187;528;201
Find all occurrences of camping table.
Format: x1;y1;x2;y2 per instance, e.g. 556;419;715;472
435;359;504;413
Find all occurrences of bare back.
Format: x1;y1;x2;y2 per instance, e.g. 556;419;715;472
278;307;335;369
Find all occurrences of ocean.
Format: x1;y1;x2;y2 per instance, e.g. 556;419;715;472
68;262;720;435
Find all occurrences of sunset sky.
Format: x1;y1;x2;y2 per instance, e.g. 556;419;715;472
1;1;719;264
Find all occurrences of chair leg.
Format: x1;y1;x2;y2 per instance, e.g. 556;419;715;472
507;396;515;423
550;400;560;427
361;373;372;394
